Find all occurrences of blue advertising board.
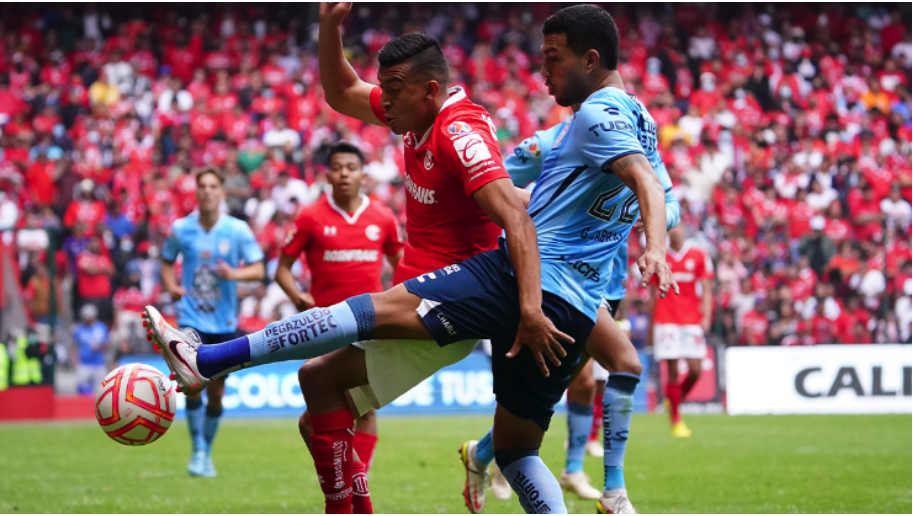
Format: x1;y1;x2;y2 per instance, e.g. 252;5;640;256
120;350;651;417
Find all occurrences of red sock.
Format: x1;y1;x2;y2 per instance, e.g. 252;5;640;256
666;381;682;424
353;431;378;471
680;375;699;399
351;462;373;514
311;410;355;514
589;390;603;442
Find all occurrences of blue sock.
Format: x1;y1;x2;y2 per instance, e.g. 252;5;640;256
197;295;374;378
185;397;206;452
474;428;495;467
566;400;593;474
203;406;222;452
496;450;567;514
603;373;639;492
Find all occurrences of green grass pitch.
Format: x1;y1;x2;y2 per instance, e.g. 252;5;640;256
0;414;910;513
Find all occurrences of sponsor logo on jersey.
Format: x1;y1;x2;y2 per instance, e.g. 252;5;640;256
587;119;633;137
323;249;379;262
284;227;297;246
552;123;570;149
453;133;492;167
673;271;696;283
560;255;601;283
218;239;230;256
403;172;436;204
525;141;541;159
365;224;381;241
324;226;337;236
447;121;473;137
423;149;435;170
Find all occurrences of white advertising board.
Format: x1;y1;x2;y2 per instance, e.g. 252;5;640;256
726;345;911;415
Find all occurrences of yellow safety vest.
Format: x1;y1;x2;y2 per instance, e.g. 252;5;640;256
0;344;8;390
11;336;41;386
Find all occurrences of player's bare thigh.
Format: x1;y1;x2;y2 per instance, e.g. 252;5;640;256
299;345;369;413
584;306;643;376
369;284;434;340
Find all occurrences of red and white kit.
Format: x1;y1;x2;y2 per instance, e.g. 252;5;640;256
653;243;714;360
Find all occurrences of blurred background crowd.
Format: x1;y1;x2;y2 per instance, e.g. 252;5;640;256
0;3;909;393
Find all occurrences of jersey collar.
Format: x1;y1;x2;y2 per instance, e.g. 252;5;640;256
668;242;692;262
326;192;370;225
411;87;467;149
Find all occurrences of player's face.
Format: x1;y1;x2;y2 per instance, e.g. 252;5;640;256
377;63;437;135
195;172;224;214
327;152;363;196
541;33;589;107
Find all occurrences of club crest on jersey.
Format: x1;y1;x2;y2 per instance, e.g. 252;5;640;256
218;239;231;256
403;132;415;148
365;224;381;241
447;121;473;137
453;133;492;167
423;149;435;170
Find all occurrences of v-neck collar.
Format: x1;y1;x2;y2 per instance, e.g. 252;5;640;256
326;193;370;225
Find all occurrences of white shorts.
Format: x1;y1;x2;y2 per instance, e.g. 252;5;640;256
653;324;706;360
348;338;478;416
592;359;609;382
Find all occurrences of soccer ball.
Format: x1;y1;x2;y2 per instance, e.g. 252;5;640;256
95;363;176;446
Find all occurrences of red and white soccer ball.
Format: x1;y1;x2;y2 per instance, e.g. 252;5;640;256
95;363;176;446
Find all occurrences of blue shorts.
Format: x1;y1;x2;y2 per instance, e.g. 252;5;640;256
404;248;595;430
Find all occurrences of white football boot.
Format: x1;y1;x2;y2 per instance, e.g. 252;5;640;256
490;462;512;500
559;470;602;500
458;440;489;513
597;489;637;514
143;306;209;395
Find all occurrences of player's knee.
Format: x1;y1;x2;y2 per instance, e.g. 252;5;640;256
298;359;327;399
616;355;643;377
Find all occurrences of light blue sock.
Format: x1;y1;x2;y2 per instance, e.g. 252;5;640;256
603;373;639;492
566;401;593;474
203;407;222;452
185;398;206;452
474;428;495;467
497;450;567;514
197;295;374;378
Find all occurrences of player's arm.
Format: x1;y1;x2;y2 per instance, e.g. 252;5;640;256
214;259;265;281
610;154;678;298
386;248;403;273
646;285;657;348
318;2;386;127
472;178;573;376
160;260;186;301
276;251;314;312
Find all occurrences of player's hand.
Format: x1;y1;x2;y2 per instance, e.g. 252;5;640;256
319;2;352;26
213;260;236;280
701;316;712;334
167;285;187;301
507;311;574;377
638;248;679;299
293;292;316;312
632;219;645;234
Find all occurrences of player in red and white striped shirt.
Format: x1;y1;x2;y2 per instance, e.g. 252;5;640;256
649;224;713;438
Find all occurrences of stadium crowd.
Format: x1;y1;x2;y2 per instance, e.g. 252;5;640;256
0;3;910;387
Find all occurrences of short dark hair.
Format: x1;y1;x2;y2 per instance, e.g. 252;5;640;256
327;142;364;167
377;33;449;85
543;4;620;70
195;166;224;185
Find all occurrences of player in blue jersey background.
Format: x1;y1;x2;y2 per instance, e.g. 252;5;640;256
161;167;265;477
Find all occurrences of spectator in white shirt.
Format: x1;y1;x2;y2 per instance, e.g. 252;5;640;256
880;184;912;230
271;171;310;214
263;115;301;149
891;29;912;69
688;26;716;61
157;76;193;113
805;179;838;211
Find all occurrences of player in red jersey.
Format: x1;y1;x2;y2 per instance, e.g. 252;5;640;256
649;224;713;438
291;3;562;512
276;142;403;514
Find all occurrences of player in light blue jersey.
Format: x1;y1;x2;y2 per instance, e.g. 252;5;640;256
145;6;674;512
161;167;265;478
460;116;681;509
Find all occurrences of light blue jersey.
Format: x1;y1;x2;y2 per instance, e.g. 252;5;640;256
507;91;679;310
163;214;264;334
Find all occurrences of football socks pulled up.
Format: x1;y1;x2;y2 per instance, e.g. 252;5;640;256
603;373;639;492
496;450;567;514
565;401;594;474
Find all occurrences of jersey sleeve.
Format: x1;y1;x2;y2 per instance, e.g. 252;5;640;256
161;222;182;263
280;210;312;258
698;248;714;279
381;209;404;257
369;87;389;127
571;98;645;172
438;113;511;196
237;220;265;264
505;128;552;187
664;190;682;231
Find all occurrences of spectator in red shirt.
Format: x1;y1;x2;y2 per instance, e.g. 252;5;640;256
809;302;837;344
63;179;106;231
77;235;115;325
740;300;769;346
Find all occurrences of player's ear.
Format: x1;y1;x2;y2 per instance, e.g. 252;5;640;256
584;49;601;73
425;79;440;101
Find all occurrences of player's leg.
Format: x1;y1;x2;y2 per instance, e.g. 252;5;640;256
144;285;433;394
672;325;706;438
587;363;607;458
585;305;641;514
560;358;601;499
200;377;225;477
183;390;208;475
353;410;378;471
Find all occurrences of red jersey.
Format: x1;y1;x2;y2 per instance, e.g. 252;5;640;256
369;87;510;283
654;244;714;325
281;194;403;307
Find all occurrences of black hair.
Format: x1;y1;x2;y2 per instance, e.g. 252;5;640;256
327;141;364;167
377;33;449;85
543;4;619;70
